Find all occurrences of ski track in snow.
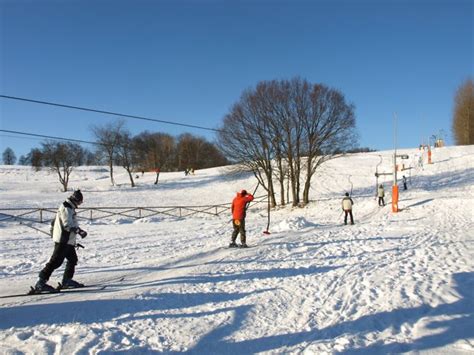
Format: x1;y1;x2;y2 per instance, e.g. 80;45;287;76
0;146;473;354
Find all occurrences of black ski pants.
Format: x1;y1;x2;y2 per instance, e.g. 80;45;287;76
378;197;385;206
39;243;77;282
344;210;354;225
231;219;247;244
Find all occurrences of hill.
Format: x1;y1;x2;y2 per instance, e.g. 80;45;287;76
0;146;473;354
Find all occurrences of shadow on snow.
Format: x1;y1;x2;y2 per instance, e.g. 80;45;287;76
0;272;472;354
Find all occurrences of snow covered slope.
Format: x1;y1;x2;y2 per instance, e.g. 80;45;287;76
0;146;473;354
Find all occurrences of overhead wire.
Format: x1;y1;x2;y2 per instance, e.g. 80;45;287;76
0;93;228;147
0;94;222;133
0;129;99;146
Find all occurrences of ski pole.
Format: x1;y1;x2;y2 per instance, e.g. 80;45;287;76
244;182;260;213
348;175;353;197
251;182;260;196
263;186;272;235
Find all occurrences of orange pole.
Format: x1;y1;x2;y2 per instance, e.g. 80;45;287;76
428;149;432;164
392;185;399;213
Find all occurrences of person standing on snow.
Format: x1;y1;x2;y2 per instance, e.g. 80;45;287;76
402;175;408;190
230;189;254;248
377;184;385;206
342;192;354;225
35;190;88;292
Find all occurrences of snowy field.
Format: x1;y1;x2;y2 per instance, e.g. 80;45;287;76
0;146;473;354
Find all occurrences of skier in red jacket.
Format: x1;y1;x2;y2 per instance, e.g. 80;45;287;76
230;189;254;248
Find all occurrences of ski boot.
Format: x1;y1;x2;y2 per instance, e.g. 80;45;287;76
32;279;58;293
239;243;249;248
60;278;85;289
228;242;238;248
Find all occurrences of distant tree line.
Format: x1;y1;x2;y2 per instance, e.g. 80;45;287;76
14;126;228;191
452;78;474;145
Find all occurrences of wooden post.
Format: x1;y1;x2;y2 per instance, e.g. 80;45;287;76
39;209;43;223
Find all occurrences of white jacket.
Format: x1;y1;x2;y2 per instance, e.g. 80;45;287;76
377;186;385;197
342;197;353;211
52;199;79;245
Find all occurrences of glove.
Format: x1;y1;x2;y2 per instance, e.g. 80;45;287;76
78;229;87;238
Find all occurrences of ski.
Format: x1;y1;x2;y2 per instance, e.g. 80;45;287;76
225;245;254;249
0;276;125;299
0;285;105;299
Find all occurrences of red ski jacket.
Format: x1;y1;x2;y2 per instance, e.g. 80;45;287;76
231;192;254;220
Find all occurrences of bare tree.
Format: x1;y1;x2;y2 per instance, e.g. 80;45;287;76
196;141;228;168
2;147;16;165
176;133;197;172
41;141;83;191
30;148;43;171
91;120;126;185
219;78;357;207
135;131;176;184
218;88;278;207
176;133;228;171
300;83;357;204
18;155;28;165
115;130;140;187
452;78;474;145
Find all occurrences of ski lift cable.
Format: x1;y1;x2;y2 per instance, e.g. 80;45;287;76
0;129;98;146
348;175;353;196
0;94;223;133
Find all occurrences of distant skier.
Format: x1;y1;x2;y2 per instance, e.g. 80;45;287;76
377;184;385;206
342;192;354;225
402;175;407;190
35;190;88;292
230;189;254;248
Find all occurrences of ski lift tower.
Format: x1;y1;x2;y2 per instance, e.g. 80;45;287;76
392;113;399;212
392;113;409;213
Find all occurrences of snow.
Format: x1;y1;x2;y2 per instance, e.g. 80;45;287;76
0;146;473;354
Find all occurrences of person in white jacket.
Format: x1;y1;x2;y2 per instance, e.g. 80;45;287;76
35;190;88;292
342;192;354;225
377;184;385;206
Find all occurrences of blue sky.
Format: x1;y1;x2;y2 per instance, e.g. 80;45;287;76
1;0;472;160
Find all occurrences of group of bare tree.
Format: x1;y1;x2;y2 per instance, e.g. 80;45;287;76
452;78;474;145
218;78;358;207
92;121;228;188
20;122;228;191
17;142;96;191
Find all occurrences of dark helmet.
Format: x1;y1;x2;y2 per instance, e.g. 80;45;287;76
69;189;83;205
345;192;349;197
240;189;248;196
